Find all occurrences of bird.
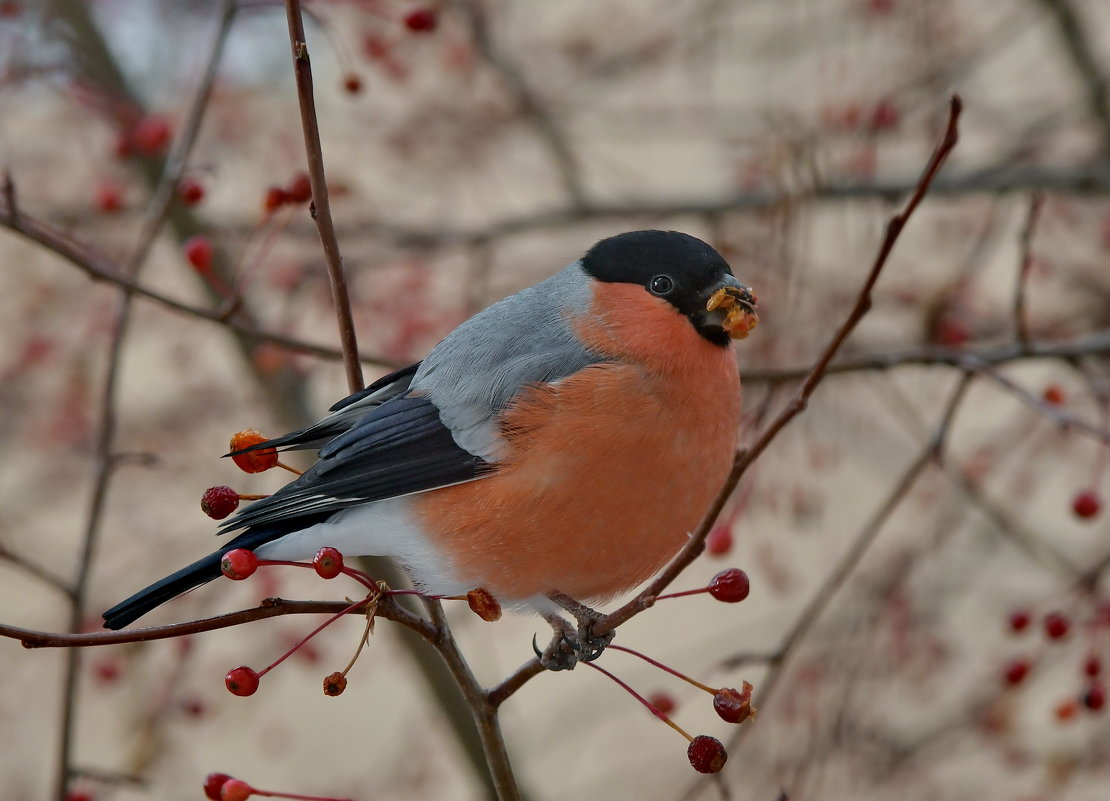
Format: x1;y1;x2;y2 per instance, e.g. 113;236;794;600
102;230;758;666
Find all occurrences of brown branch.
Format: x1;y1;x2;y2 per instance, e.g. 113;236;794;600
1012;192;1043;344
284;0;364;394
2;595;438;648
0;201;403;368
593;95;964;639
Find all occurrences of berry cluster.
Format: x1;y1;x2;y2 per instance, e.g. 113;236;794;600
1002;602;1110;720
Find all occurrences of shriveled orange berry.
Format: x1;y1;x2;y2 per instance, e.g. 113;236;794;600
467;588;503;622
229;430;278;473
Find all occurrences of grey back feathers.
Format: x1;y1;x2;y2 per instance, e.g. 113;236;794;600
412;262;603;461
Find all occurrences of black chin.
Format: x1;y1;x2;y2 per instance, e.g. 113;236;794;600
692;317;731;347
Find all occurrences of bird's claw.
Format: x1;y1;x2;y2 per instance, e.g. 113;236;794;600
532;621;615;671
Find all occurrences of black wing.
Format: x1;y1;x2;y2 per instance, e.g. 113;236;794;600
220;394;490;533
233;362;421;453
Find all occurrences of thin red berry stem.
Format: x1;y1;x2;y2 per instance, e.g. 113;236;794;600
255;559;378;591
654;587;709;601
250;788;356;801
582;660;694;742
257;597;368;678
607;644;717;694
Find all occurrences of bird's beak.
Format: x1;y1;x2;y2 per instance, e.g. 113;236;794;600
703;276;759;340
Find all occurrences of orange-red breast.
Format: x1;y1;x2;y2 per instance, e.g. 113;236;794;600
102;230;758;630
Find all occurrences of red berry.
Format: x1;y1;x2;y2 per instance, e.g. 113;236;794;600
220;779;254;801
1083;683;1106;711
184;236;214;274
1042;385;1065;406
204;773;232;801
1085;654;1102;677
713;681;756;723
705;525;733;557
466;587;503;621
868;99;899;131
1072;490;1102;520
65;791;93;801
1055;698;1079;722
343;73;363;94
95;181;124;213
132;113;172;155
323;671;348;696
263;186;288;213
1044;611;1070;640
687;735;727;774
229;430;278;473
224;666;260;696
201;486;240;520
313;546;344;579
1008;609;1031;633
93;657;121;684
708;568;750;603
403;9;438;33
285;172;312;204
220;549;259;581
648;691;676;716
1003;658;1030;687
935;317;970;347
178;177;205;206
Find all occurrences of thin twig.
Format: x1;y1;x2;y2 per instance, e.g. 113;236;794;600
1012;192;1043;344
284;0;364;393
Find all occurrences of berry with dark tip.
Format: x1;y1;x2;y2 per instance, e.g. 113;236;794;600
204;774;232;801
224;666;259;697
1083;684;1106;711
687;735;727;773
313;547;344;579
220;549;258;581
1003;659;1030;687
202;486;240;520
708;568;750;603
323;671;347;696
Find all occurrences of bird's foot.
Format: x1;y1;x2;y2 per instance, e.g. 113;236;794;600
535;597;616;671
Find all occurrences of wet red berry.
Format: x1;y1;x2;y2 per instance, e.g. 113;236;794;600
1003;659;1030;687
202;486;240;520
204;773;232;801
179;177;205;206
705;525;733;557
132;113;172;155
1083;683;1106;711
224;666;260;697
687;735;727;773
313;547;344;579
229;430;278;473
184;235;213;274
713;681;755;723
1008;609;1031;633
323;671;348;696
1044;612;1070;641
708;568;750;603
220;779;253;801
467;588;503;621
648;691;676;716
1073;490;1102;520
403;9;437;32
220;549;258;581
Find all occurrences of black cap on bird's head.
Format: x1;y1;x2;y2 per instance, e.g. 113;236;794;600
581;230;758;346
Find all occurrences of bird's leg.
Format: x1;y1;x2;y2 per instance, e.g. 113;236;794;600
547;590;615;663
535;611;580;671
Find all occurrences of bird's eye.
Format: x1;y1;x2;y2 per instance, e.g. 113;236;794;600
649;275;674;295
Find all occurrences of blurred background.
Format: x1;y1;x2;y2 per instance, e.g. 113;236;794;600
1;1;1109;799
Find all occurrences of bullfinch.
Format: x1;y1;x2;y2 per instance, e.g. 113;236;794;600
102;230;758;662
